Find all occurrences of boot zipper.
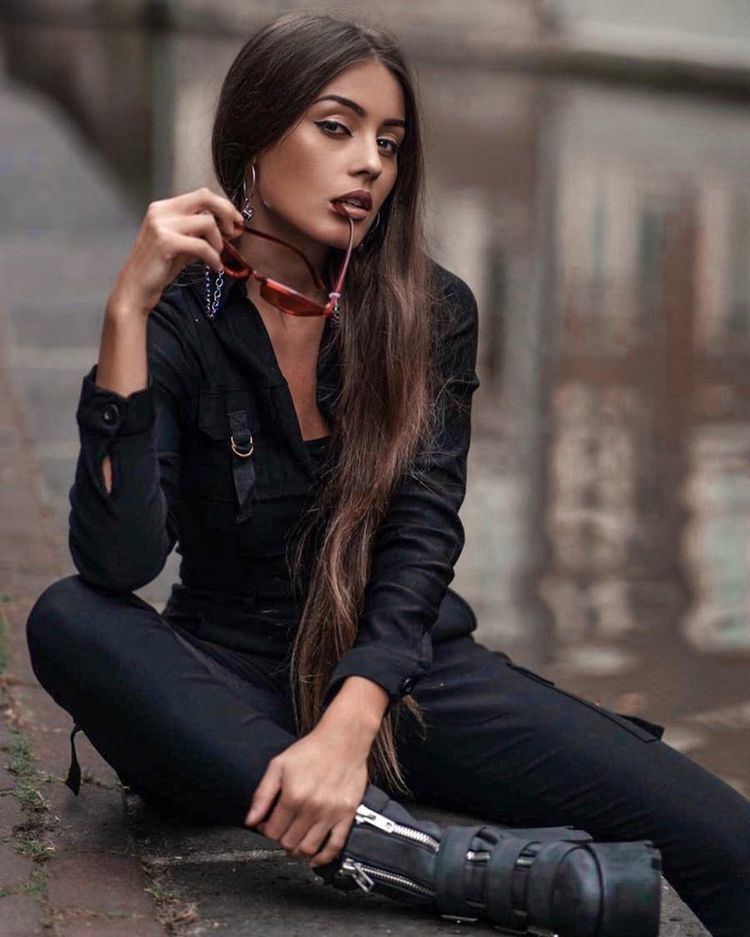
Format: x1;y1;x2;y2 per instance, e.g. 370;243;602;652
354;805;440;852
355;806;490;863
339;857;435;898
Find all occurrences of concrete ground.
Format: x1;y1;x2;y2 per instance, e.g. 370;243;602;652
0;65;709;936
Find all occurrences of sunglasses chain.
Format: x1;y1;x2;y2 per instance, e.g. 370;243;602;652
204;265;225;320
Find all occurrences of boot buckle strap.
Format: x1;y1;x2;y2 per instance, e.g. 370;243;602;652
434;825;484;921
483;834;530;926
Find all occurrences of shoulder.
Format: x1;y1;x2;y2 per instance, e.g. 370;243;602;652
427;257;479;355
428;257;479;318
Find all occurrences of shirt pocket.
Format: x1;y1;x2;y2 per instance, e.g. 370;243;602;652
189;389;260;522
504;662;665;743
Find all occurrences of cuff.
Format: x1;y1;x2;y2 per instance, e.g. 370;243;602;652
322;637;433;710
76;364;155;437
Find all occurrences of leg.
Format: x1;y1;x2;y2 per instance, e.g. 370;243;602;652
21;580;667;933
396;635;750;937
26;574;300;826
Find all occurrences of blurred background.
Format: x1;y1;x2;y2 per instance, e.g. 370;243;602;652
2;0;750;795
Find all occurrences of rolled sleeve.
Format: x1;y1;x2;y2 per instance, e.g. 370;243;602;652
76;366;155;439
322;270;481;711
323;636;432;708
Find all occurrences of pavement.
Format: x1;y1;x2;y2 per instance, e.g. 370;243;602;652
0;63;710;937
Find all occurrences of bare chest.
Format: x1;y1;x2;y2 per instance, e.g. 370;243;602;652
272;343;331;443
249;286;331;442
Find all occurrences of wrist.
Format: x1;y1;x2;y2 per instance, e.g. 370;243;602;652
313;716;378;764
318;676;388;740
106;290;152;322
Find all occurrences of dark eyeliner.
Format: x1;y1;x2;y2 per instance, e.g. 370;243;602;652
315;119;399;155
315;119;349;135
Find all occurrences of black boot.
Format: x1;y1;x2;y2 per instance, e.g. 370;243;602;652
313;785;662;936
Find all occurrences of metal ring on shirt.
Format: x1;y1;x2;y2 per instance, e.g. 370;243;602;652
230;434;254;457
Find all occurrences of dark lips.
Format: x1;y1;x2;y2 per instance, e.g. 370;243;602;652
332;190;372;211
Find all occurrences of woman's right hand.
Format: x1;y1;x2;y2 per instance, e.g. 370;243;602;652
108;186;246;318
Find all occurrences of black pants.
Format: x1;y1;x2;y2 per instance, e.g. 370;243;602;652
26;575;750;936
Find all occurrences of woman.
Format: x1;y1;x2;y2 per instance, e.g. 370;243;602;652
25;12;750;936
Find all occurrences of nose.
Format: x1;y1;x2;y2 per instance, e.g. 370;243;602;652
353;133;384;181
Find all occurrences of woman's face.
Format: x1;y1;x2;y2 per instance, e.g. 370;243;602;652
250;58;406;258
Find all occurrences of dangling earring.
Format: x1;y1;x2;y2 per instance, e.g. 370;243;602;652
356;210;382;251
241;163;257;223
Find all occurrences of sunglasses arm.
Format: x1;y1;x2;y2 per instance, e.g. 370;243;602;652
324;215;355;316
235;226;327;291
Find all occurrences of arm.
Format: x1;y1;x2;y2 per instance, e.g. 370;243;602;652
68;291;192;593
68;187;244;592
322;269;481;712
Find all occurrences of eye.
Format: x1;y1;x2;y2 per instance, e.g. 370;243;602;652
315;119;400;156
315;119;350;137
379;138;400;156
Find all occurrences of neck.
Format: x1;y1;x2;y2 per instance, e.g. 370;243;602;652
235;203;336;341
235;203;330;297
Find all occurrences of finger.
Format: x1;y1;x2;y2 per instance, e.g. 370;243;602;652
244;761;283;828
197;208;243;243
276;809;309;852
284;820;331;859
167;231;224;274
309;817;351;868
253;788;283;834
171;213;226;257
180;187;245;236
259;795;299;844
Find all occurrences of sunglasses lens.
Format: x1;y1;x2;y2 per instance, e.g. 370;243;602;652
220;243;249;279
261;281;323;315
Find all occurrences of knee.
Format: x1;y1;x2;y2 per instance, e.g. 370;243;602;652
26;574;101;661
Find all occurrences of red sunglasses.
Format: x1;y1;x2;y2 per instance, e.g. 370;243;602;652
218;202;355;318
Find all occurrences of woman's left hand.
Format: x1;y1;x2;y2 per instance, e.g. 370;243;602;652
243;721;370;869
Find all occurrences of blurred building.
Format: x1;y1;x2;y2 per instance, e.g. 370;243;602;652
543;80;750;658
552;0;750;73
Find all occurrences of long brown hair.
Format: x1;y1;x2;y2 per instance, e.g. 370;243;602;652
210;11;451;794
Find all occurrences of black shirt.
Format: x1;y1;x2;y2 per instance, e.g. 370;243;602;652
68;258;481;711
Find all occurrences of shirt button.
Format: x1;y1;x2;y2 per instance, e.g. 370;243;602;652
101;402;120;426
400;676;416;695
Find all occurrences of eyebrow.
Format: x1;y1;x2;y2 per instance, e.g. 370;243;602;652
313;94;406;129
